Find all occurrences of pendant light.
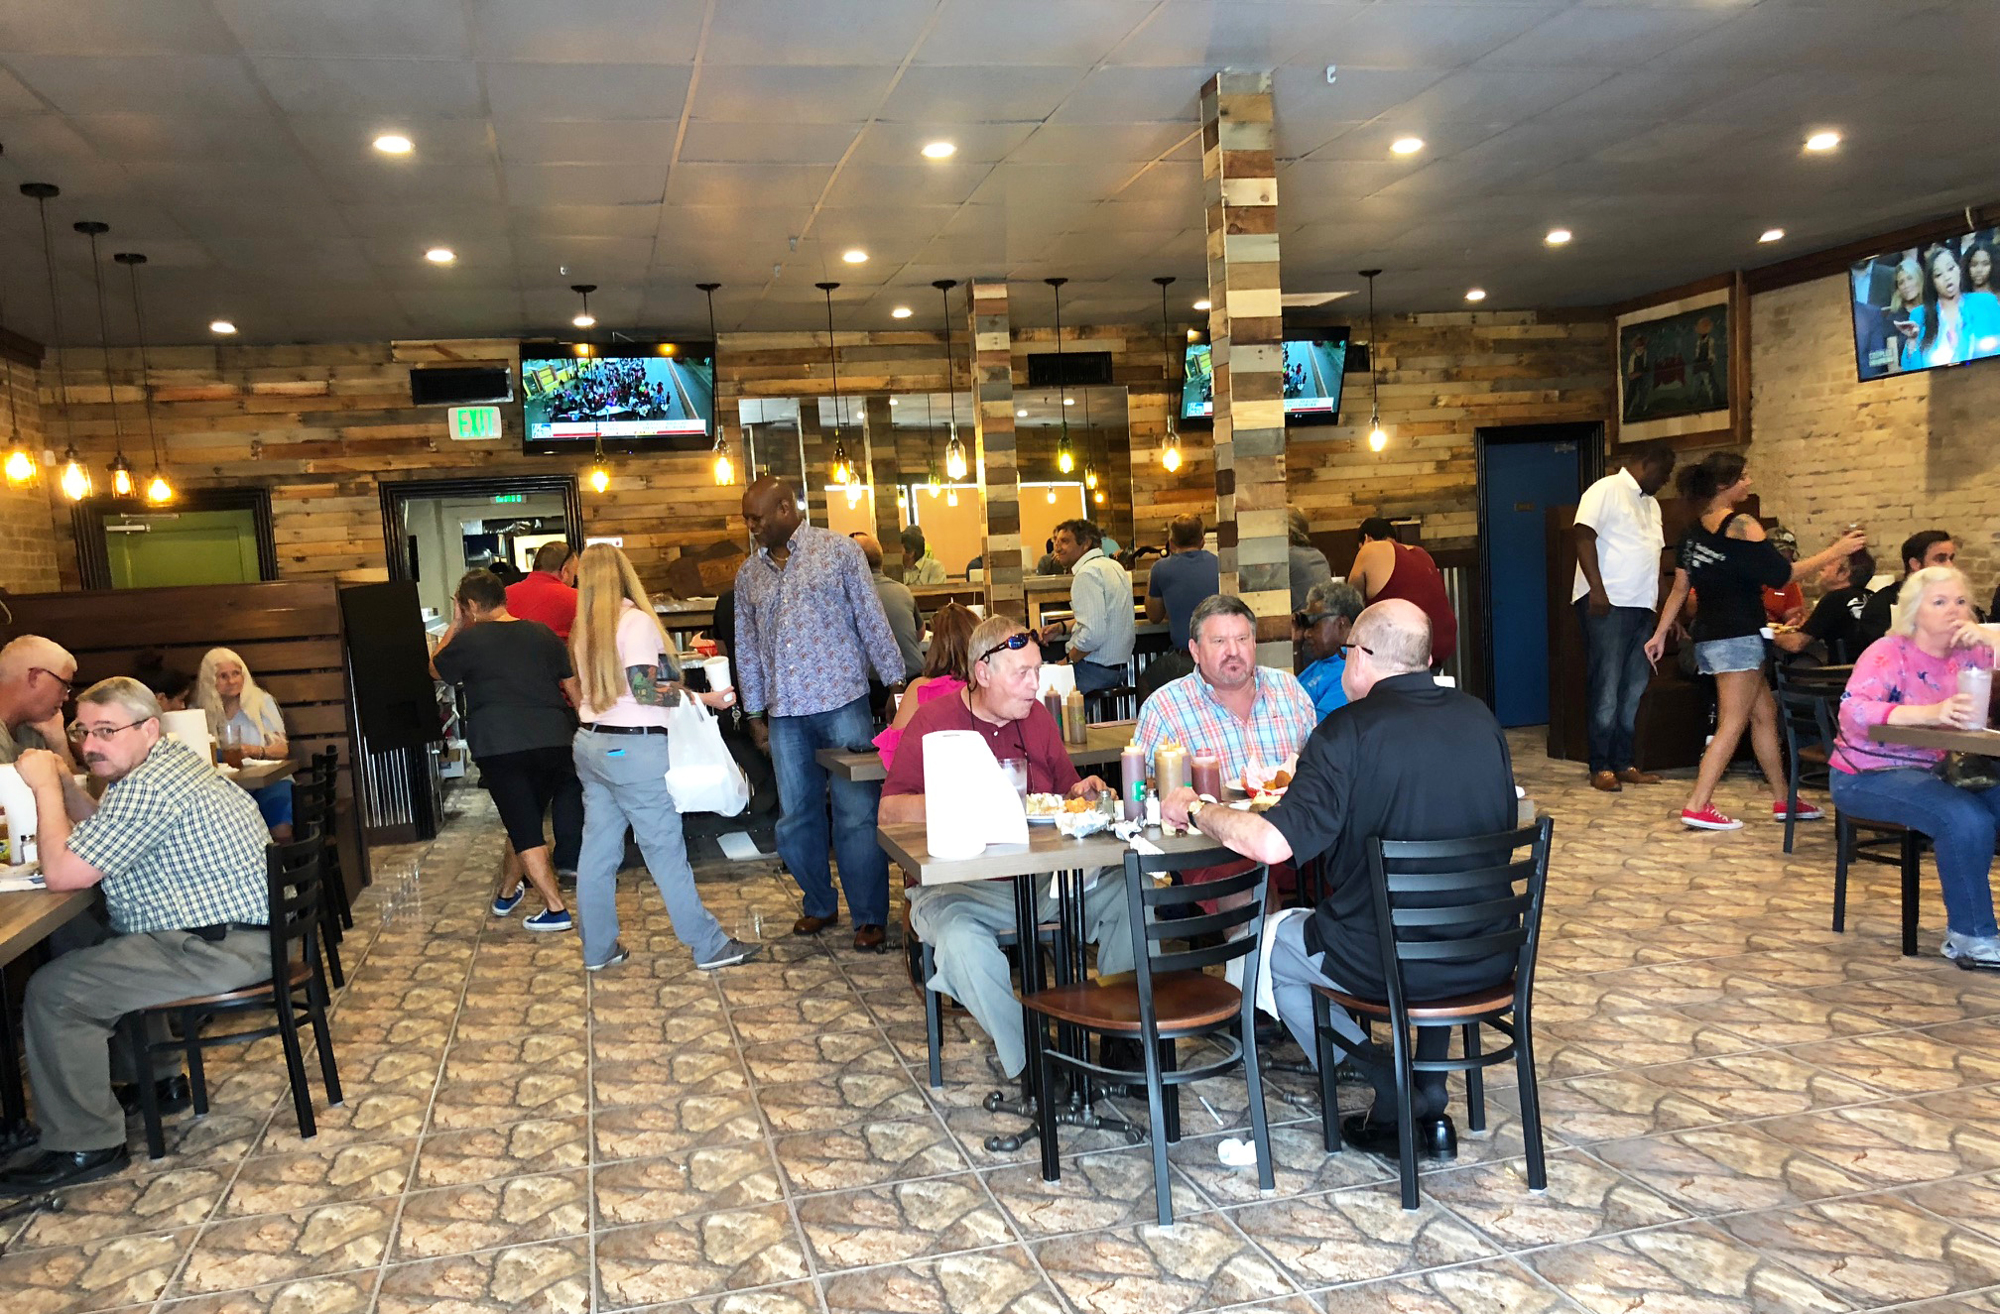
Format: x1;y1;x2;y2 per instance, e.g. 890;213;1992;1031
24;183;81;494
1045;278;1074;475
816;282;855;485
0;263;29;488
922;389;941;497
76;220;134;497
1154;276;1183;473
570;283;610;492
1081;382;1097;491
1360;268;1387;452
698;283;732;485
115;253;172;503
936;280;967;480
570;283;596;330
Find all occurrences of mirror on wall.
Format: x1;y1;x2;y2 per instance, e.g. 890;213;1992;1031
1013;385;1131;568
884;391;981;580
739;398;806;498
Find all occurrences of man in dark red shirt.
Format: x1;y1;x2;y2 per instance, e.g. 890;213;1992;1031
879;615;1123;1079
506;542;579;640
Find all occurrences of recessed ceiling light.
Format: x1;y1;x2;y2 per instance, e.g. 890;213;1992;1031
1544;228;1572;246
1759;227;1786;244
425;247;455;264
1192;298;1211;311
1390;136;1424;156
891;305;912;319
373;134;412;155
842;248;868;264
572;312;596;329
1804;130;1841;152
209;319;236;335
921;141;956;159
1464;288;1487;302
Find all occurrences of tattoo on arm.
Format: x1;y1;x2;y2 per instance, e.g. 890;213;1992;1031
627;665;667;706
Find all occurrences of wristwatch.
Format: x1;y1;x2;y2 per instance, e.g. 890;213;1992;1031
1185;799;1207;829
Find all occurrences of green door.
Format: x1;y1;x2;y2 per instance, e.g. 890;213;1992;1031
105;510;263;588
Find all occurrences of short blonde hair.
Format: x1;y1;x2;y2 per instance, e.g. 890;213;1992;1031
1892;565;1973;637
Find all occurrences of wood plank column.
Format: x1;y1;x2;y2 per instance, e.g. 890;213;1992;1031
864;394;903;575
1201;70;1289;668
969;279;1024;619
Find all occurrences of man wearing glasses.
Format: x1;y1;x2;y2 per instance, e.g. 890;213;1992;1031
1295;580;1367;719
0;635;83;772
0;677;271;1194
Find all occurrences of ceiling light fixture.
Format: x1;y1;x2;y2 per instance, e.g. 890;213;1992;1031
77;219;134;497
1360;268;1387;453
1544;228;1572;246
1464;288;1487;302
937;280;968;481
209;319;236;335
841;248;867;265
922;381;942;497
921;141;956;159
818;281;855;485
1759;227;1785;244
699;282;732;485
1804;130;1841;152
1192;298;1211;312
114;252;171;503
24;184;81;495
891;306;912;319
570;283;596;329
566;285;609;493
1154;276;1183;473
0;250;27;487
1046;277;1074;476
1390;136;1425;156
1081;371;1098;492
425;247;455;264
373;134;412;155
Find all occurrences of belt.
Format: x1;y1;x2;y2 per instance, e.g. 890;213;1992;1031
188;922;266;942
580;722;669;736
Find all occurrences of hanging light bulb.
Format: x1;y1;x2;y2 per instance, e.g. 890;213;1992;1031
145;469;174;504
697;283;733;485
25;183;78;492
1046;485;1057;504
4;445;35;486
1361;268;1387;453
944;435;968;480
1046;276;1075;478
946;487;959;507
1094;488;1106;506
116;252;172;504
712;439;733;486
926;465;941;497
1154;275;1184;472
1162;443;1182;473
1084;465;1098;491
570;283;597;329
845;482;863;508
1056;434;1074;474
107;453;134;498
588;462;610;494
77;219;137;501
933;279;969;482
1368;418;1388;452
58;445;90;501
817;282;856;488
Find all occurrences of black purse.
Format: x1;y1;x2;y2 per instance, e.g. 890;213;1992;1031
1941;753;2000;791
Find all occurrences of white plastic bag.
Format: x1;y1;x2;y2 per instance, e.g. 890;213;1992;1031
664;700;750;816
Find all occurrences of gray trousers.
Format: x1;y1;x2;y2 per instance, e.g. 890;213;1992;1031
910;872;1133;1078
573;729;731;968
24;926;271;1151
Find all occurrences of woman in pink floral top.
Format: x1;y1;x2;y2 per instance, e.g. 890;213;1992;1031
872;602;978;773
1831;566;2000;967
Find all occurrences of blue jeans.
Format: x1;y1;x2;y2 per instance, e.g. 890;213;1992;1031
571;729;732;967
1577;602;1654;774
768;695;889;928
1831;767;2000;938
1073;659;1125;694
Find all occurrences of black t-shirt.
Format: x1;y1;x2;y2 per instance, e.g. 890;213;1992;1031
1800;585;1871;662
1677;513;1791;643
1855;583;1898;652
1263;673;1519;1002
431;618;576;759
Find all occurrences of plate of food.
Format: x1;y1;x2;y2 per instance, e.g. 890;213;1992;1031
1238;755;1299;800
1023;793;1064;823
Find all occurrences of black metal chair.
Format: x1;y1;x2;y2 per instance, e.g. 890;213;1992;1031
1776;687;1836;854
1312;818;1553;1211
121;830;342;1159
1018;847;1274;1226
1835;809;1924;956
1084;685;1139;723
308;748;354;932
289;764;345;987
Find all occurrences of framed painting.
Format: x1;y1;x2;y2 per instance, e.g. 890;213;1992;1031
1609;272;1749;447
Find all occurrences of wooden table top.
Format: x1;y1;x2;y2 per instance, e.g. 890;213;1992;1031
818;722;1137;783
226;757;303;792
1870;723;2000;754
0;887;93;970
877;819;1224;887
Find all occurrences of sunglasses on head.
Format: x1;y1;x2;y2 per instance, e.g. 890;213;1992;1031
974;632;1040;664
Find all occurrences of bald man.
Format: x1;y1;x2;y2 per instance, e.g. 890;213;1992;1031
1161;599;1517;1162
734;477;906;952
0;635;81;771
851;532;924;681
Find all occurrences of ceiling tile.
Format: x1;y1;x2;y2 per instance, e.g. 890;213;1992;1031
470;0;706;63
1383;67;1618;124
820;164;989;210
846;122;1038;166
811;203;963;243
286;116;496;168
663;164;835;208
1008;123;1192;165
503;164;666;207
0;0;239;57
210;0;472;59
688;65;899;124
706;0;937;65
251;56;486;117
6;55;268;116
511;203;667;240
496;120;680;166
1108;1;1372;68
877;65;1088;123
1479;4;1737;68
1042;66;1208;125
677;121;860;166
915;0;1159;66
70;113;303;164
485;63;695;121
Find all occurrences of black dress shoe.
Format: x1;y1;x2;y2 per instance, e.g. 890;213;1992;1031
115;1074;192;1118
1340;1112;1458;1161
0;1145;130;1194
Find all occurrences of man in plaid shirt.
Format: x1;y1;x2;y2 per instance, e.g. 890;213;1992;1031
0;677;271;1194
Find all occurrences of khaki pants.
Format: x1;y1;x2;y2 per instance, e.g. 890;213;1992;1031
23;927;271;1151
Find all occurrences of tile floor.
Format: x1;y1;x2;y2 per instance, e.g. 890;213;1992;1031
5;732;2000;1313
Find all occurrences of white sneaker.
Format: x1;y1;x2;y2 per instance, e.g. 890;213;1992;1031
1943;932;2000;969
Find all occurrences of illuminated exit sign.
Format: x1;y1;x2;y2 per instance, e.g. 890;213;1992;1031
448;405;503;441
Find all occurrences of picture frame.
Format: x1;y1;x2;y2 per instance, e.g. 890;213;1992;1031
1608;272;1749;447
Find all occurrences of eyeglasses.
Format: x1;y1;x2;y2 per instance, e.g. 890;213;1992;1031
1294;610;1332;628
974;632;1040;664
1337;642;1375;659
68;718;151;744
31;667;75;695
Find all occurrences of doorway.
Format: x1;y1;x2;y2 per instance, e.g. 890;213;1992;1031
73;488;278;590
1476;423;1603;727
379;475;583;624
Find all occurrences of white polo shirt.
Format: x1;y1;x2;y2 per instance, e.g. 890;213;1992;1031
1570;467;1664;608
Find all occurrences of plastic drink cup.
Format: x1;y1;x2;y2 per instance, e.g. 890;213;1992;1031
1959;666;1993;730
704;656;733;693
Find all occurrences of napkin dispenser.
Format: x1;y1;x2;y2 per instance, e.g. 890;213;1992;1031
1036;663;1076;700
0;763;37;865
921;730;1029;859
160;709;215;766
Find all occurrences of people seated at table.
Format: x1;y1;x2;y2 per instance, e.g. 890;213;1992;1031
1349;517;1458;667
735;476;905;953
1856;529;1956;651
0;635;81;771
851;532;925;683
568;543;755;974
430;569;577;932
878;616;1128;1079
1296;580;1367;719
1775;547;1875;664
1760;525;1808;626
1038;519;1134;695
197;648;295;842
133;650;194;712
900;525;948;586
1830;565;2000;969
0;678;272;1194
873;601;978;773
1159;599;1518;1160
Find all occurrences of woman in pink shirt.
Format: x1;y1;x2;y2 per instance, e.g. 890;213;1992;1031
872;602;978;773
1830;566;2000;967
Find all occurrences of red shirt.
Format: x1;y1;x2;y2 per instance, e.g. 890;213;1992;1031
506;571;578;640
1371;542;1458;665
882;691;1077;798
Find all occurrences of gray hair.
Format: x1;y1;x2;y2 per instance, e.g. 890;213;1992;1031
78;676;162;726
967;614;1030;687
0;635;74;683
1891;565;1972;638
1305;579;1365;623
1189;593;1256;643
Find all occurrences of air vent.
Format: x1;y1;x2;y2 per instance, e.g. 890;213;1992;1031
409;366;513;408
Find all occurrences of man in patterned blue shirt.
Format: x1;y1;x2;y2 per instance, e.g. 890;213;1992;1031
0;678;272;1194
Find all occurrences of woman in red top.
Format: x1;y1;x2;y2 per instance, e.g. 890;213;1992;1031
1349;517;1458;666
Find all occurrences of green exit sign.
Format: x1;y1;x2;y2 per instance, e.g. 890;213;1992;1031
448;405;503;441
491;494;525;505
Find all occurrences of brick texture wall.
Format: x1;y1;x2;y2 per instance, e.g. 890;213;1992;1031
0;358;57;594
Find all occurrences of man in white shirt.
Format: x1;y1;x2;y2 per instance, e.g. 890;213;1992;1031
1572;442;1675;792
1039;519;1135;694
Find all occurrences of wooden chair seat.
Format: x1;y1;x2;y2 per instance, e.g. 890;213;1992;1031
1021;971;1240;1033
1314;980;1514;1022
1798;745;1829;768
152;957;312;1011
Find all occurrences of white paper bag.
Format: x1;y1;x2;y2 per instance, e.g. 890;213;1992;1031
921;730;1029;858
663;701;750;816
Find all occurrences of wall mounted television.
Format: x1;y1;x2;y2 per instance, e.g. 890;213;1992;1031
520;342;716;454
1179;328;1350;424
1849;227;2000;381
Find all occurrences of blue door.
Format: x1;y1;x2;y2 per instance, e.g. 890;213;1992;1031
1484;439;1582;727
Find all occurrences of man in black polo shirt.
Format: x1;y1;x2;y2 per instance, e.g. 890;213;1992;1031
1161;599;1517;1160
1775;547;1875;665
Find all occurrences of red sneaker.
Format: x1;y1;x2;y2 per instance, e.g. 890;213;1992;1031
1773;799;1824;822
1680;805;1743;831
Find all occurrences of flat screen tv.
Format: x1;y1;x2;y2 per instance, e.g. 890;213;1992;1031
520;342;715;454
1179;329;1349;424
1849;227;2000;381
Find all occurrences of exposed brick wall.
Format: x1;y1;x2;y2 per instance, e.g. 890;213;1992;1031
1751;275;2000;589
0;359;57;594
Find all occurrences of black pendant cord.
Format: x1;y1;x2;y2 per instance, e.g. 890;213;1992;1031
818;282;843;452
699;282;726;459
78;222;124;462
1047;277;1069;449
118;256;162;470
27;187;70;448
0;277;14;448
938;281;956;434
